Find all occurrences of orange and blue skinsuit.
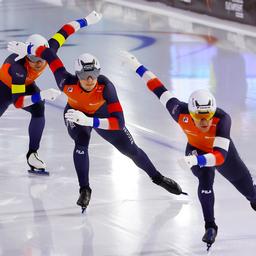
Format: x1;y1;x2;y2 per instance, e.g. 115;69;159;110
0;18;92;154
33;46;168;190
133;64;256;229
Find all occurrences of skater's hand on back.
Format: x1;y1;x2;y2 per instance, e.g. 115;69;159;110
119;50;141;71
178;155;198;170
65;109;93;126
7;41;29;61
40;88;61;101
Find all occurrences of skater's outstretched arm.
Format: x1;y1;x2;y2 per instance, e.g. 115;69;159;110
6;12;101;108
39;49;125;130
120;51;187;123
120;51;231;169
8;41;73;90
8;43;125;130
9;11;102;62
6;60;60;108
48;11;102;52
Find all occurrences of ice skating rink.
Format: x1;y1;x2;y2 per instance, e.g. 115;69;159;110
0;0;256;255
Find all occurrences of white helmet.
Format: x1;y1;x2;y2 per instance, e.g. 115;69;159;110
75;53;101;80
188;89;216;120
26;34;49;48
25;34;49;62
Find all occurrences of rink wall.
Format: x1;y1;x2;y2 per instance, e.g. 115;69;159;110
102;0;256;38
146;0;256;26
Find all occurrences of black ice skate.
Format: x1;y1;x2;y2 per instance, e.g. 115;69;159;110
202;227;218;251
27;151;49;176
153;175;188;195
77;186;92;213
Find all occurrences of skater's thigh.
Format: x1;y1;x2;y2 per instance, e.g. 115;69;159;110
66;121;92;146
22;101;45;117
0;83;12;116
95;126;135;150
22;83;45;117
185;143;215;184
191;165;215;186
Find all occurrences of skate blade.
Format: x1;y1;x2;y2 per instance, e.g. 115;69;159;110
206;243;212;252
81;207;87;214
28;169;49;176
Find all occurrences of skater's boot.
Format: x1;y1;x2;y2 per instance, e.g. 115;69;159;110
250;202;256;211
152;174;187;195
27;151;48;175
202;225;218;251
77;186;92;213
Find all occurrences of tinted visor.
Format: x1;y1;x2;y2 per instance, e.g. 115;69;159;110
27;55;45;63
190;111;215;121
76;69;100;80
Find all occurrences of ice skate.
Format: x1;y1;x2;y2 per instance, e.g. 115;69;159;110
202;227;218;251
77;186;92;213
153;175;188;195
27;151;49;176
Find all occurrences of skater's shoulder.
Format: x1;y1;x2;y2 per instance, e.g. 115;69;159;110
63;73;79;85
97;75;114;86
214;108;231;120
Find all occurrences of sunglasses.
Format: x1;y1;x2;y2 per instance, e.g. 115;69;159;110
76;69;100;80
27;55;45;63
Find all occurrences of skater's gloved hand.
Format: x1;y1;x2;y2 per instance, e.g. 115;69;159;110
85;10;102;25
119;50;141;71
7;41;30;61
65;109;93;126
178;155;198;170
40;88;61;101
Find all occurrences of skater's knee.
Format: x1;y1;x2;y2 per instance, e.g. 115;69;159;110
30;102;45;117
75;143;88;149
74;143;88;154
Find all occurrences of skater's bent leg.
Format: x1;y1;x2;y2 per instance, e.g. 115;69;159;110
23;101;45;152
0;82;12;117
73;144;90;188
231;173;256;202
191;165;216;226
218;156;256;203
96;127;184;195
96;127;161;178
66;119;92;189
0;102;10;117
191;165;218;248
23;101;47;171
186;145;216;226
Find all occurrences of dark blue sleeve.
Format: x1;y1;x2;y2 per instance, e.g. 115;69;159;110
9;63;27;105
150;84;187;122
100;76;125;129
40;47;72;91
213;111;231;158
